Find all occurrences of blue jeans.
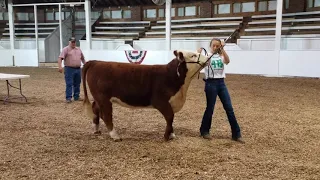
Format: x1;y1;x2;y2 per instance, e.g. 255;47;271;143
200;78;241;139
64;66;81;100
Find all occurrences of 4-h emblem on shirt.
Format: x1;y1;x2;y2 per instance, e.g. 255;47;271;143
211;59;224;69
125;50;147;64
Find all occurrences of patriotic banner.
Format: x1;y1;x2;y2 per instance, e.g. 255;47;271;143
125;50;147;64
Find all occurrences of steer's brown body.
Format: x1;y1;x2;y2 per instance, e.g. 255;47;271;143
82;50;208;141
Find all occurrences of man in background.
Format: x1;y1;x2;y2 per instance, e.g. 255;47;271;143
58;37;86;103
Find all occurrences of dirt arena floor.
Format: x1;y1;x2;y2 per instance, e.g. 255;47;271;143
0;67;319;180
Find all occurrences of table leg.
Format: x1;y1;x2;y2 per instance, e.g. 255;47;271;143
3;80;10;104
3;79;28;104
19;79;28;102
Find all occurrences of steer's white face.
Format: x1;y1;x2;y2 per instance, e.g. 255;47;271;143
168;50;210;114
174;50;209;79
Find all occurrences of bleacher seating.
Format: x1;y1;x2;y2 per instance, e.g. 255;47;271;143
91;20;151;40
1;22;59;38
0;20;6;39
141;16;242;40
242;11;320;39
87;10;320;44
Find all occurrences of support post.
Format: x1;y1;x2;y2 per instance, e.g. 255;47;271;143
165;0;171;50
59;4;63;51
275;0;283;75
85;0;92;50
34;5;39;66
8;0;14;66
275;0;283;51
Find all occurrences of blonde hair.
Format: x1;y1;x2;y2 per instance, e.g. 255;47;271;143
209;38;221;47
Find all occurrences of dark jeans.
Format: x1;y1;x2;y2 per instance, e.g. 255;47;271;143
200;78;241;139
64;66;81;100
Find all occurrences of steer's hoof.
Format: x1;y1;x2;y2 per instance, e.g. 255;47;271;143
93;131;101;135
113;138;122;142
164;132;176;141
169;133;176;139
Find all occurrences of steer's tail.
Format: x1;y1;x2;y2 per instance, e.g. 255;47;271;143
82;61;95;120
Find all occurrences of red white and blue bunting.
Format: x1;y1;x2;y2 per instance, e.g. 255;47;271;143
125;50;147;64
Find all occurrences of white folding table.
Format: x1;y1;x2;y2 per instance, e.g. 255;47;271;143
0;73;30;104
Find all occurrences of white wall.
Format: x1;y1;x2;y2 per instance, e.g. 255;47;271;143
133;40;242;51
279;51;320;77
79;49;320;78
0;49;38;67
81;39;242;52
238;38;320;50
1;39;320;77
0;50;13;66
81;50;280;76
13;50;38;67
134;40;211;51
82;50;172;65
83;38;320;51
225;51;279;76
0;39;46;62
80;40;126;50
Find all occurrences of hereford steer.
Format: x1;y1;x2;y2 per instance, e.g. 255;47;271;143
82;50;210;141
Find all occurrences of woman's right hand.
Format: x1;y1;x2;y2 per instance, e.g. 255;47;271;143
197;48;202;53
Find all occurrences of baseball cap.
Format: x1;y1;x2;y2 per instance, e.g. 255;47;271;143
69;37;76;42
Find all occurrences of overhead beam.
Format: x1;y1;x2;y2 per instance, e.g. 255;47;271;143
91;0;100;8
118;0;127;6
131;0;140;6
110;0;120;6
134;0;144;6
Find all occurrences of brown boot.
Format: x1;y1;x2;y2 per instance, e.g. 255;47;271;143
232;137;245;144
201;134;213;140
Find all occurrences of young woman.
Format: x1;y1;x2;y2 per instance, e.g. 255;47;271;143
198;38;243;143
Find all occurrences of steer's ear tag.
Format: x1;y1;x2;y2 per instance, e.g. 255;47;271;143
174;50;184;77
